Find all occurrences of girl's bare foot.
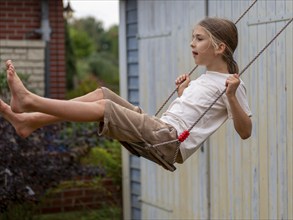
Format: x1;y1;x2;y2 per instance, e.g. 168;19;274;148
6;60;33;113
0;99;37;138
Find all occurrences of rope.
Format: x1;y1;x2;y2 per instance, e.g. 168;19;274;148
153;17;292;164
187;17;292;133
234;0;258;25
152;0;259;164
131;1;292;167
155;65;198;116
155;0;258;117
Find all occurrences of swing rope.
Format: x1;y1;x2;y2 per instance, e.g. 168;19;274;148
153;17;293;165
187;17;293;134
122;1;292;171
154;0;258;117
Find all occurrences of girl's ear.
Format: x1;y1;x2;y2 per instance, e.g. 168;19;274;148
215;42;226;55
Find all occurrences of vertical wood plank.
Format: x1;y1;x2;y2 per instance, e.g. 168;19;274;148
266;1;278;219
210;132;222;218
250;1;266;219
219;2;229;219
138;1;209;219
276;1;288;219
240;3;254;215
285;1;293;219
119;1;132;218
254;1;269;219
241;1;252;219
131;1;293;219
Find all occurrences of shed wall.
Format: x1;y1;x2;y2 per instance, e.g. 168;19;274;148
138;1;209;219
208;1;292;219
120;0;142;219
131;0;293;219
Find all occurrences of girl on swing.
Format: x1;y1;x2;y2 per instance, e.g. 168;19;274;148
0;17;252;164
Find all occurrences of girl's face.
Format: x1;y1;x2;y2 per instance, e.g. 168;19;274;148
190;25;217;66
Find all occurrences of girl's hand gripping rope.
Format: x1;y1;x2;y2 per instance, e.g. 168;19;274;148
225;73;240;98
175;74;191;97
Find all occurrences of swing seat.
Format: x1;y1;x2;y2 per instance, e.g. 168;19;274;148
119;141;178;172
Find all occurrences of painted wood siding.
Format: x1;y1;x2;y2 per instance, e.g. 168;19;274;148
137;1;209;219
122;0;293;219
208;1;292;219
120;0;142;219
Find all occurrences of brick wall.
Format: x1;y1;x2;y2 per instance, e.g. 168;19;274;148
0;0;66;99
39;178;122;214
48;0;66;99
0;0;41;40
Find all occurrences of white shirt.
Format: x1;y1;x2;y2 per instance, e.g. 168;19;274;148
160;71;252;161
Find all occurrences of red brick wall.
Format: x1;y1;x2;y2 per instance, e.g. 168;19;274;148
0;0;66;99
40;178;122;214
48;0;66;99
0;0;41;40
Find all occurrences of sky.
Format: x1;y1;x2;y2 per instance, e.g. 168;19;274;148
63;0;119;29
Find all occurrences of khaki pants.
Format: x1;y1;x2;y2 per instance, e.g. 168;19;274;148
98;87;178;145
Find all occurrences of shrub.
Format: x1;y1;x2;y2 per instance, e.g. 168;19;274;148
0;119;121;214
0;61;122;216
80;139;122;184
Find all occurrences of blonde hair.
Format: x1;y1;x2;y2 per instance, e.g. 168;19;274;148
198;17;239;74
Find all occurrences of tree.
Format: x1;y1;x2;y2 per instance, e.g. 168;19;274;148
98;25;119;59
72;17;104;51
65;21;77;91
66;17;119;95
69;27;95;59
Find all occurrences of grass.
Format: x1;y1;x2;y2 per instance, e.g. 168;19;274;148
33;207;122;220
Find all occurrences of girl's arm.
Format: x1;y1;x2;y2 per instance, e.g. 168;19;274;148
175;74;190;97
226;74;252;139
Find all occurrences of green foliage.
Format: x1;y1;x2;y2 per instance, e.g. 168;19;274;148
0;203;36;220
87;52;119;93
65;21;77;90
69;27;95;59
99;25;119;59
0;118;121;217
0;71;8;94
72;17;104;48
80;140;122;184
33;207;121;220
66;75;100;99
0;16;121;218
66;17;119;94
0;66;30;103
35;120;121;184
